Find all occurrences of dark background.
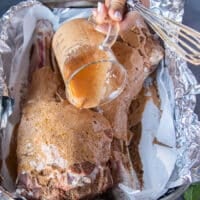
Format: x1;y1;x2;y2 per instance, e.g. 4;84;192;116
183;0;200;117
0;0;199;200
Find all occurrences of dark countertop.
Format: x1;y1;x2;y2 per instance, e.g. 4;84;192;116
183;0;200;117
0;0;199;200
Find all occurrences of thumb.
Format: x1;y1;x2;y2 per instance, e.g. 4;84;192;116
108;0;126;21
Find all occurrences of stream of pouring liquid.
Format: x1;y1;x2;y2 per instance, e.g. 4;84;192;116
63;47;116;109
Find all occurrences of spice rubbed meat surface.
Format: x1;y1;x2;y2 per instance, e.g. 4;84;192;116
17;68;113;200
102;12;163;187
103;11;163;142
16;11;163;200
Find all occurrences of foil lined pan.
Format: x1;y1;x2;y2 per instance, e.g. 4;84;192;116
0;0;199;199
139;0;200;189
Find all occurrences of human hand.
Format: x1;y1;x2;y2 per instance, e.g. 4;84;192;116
92;0;149;33
93;0;126;25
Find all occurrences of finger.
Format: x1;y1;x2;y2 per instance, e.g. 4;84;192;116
108;0;126;21
94;2;108;24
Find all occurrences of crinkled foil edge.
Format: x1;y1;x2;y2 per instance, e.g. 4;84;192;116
0;0;199;199
0;0;41;97
0;0;40;41
150;0;200;188
149;0;200;196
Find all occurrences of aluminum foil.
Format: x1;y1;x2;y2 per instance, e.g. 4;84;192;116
0;0;199;199
149;0;200;187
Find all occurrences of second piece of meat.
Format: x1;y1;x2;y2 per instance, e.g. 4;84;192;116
101;11;163;188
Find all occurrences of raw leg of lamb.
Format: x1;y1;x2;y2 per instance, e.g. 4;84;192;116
101;11;163;188
17;67;113;200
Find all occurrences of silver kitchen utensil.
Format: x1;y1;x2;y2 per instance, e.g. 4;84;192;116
127;0;200;65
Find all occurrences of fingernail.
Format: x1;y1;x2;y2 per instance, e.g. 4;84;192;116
97;2;103;13
114;11;122;20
